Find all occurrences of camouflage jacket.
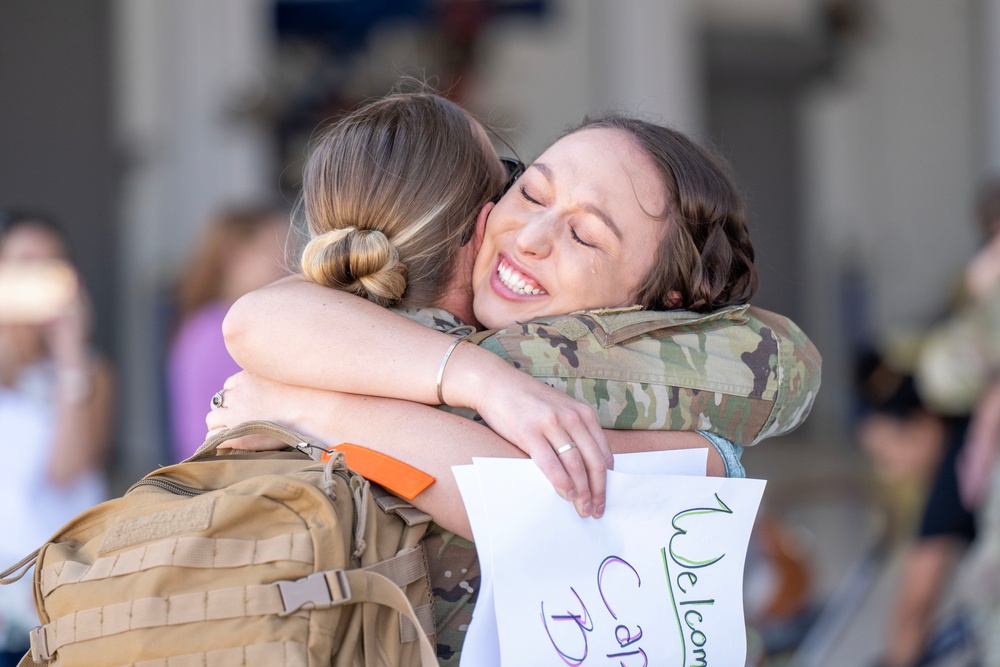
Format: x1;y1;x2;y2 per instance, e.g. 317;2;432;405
473;304;821;446
395;304;821;664
918;284;1000;414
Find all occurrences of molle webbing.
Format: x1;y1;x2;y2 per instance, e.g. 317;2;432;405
30;549;434;663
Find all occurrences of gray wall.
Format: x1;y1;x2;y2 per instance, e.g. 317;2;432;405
0;0;118;356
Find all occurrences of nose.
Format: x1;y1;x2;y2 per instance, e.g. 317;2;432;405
514;211;555;259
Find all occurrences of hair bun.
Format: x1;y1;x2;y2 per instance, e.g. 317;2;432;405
300;227;408;307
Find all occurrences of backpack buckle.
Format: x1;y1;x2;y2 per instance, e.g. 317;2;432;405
277;570;352;616
30;625;50;663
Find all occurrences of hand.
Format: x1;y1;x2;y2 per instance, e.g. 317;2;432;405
46;283;92;368
204;371;328;450
959;381;1000;509
446;344;613;520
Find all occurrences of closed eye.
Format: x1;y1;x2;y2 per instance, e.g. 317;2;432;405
571;228;596;248
519;185;543;206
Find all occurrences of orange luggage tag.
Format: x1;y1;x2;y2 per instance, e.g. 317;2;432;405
322;443;436;501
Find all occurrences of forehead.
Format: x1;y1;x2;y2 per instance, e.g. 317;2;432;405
535;128;666;221
0;224;66;261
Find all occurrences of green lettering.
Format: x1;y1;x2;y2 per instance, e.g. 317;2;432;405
669;493;733;569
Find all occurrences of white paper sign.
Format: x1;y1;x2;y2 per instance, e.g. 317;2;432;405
455;451;765;666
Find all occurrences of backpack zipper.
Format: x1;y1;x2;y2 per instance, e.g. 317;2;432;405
126;478;204;497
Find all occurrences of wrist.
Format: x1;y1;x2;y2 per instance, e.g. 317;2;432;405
56;364;93;403
439;342;499;411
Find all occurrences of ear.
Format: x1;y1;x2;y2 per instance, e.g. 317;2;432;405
474;202;493;254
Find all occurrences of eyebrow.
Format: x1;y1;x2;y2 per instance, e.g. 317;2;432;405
532;162;623;240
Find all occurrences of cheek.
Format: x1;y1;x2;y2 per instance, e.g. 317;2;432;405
471;246;491;288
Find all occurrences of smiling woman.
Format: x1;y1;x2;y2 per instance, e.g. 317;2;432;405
471;127;665;327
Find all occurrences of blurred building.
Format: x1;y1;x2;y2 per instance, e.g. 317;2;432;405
0;0;994;485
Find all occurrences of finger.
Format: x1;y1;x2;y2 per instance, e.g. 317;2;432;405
205;408;228;432
220;433;285;451
544;423;593;517
223;372;243;391
526;436;578;505
564;417;609;518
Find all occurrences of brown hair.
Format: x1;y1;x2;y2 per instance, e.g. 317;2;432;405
177;204;288;320
300;92;507;308
568;115;757;313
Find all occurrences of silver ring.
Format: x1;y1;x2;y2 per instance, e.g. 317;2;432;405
211;391;225;410
555;442;576;455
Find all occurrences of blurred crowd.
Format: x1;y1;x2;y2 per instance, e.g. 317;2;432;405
854;178;1000;667
0;204;290;663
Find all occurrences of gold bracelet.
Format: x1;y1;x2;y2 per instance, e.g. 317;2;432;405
436;336;467;406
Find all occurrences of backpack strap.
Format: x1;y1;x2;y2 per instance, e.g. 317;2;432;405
23;643;306;667
29;551;437;665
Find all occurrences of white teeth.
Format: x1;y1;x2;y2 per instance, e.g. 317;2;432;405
497;261;545;296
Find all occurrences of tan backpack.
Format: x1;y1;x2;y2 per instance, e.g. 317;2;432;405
1;420;438;666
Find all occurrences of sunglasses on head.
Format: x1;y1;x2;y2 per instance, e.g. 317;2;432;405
493;157;526;204
462;157;526;247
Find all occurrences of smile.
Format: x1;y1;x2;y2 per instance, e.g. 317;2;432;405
497;258;547;296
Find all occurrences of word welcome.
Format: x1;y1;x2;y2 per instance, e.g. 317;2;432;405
539;492;734;667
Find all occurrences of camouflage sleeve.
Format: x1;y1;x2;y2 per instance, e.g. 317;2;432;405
917;286;1000;414
475;305;821;446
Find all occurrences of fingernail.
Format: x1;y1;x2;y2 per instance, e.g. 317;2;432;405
583;502;593;516
568;489;578;501
595;504;605;518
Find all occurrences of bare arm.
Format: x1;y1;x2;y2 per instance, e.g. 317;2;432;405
205;373;723;539
224;276;612;517
46;290;114;487
225;276;498;405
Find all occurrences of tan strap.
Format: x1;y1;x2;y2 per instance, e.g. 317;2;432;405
33;552;435;664
16;651;34;667
400;603;435;644
363;547;426;588
40;533;314;597
32;582;288;662
121;641;307;667
343;569;438;667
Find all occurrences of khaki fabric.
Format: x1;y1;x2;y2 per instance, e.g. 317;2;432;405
1;421;437;667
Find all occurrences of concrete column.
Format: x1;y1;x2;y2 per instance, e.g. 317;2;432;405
112;0;274;484
981;0;1000;173
590;0;702;137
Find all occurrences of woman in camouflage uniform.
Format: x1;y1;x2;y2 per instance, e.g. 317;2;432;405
209;91;820;664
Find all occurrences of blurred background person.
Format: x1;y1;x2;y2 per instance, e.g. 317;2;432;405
916;177;1000;666
166;203;290;461
855;349;974;667
0;212;114;666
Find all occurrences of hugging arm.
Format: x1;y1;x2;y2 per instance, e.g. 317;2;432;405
224;276;612;515
205;374;720;539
